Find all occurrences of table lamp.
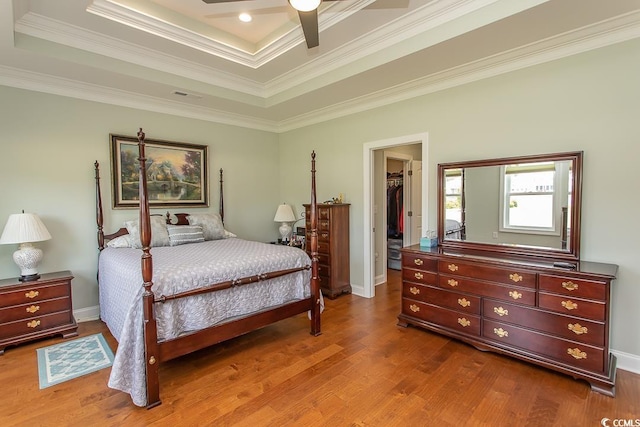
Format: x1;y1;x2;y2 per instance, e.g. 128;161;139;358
0;212;52;281
273;204;296;242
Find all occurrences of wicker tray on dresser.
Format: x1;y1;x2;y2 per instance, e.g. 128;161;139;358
398;246;618;396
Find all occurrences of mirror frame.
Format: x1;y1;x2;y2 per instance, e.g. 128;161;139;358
437;151;583;261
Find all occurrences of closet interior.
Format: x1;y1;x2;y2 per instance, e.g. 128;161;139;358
387;162;404;270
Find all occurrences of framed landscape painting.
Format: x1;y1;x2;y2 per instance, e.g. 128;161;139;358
110;134;208;208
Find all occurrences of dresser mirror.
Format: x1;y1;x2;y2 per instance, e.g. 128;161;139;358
437;151;583;261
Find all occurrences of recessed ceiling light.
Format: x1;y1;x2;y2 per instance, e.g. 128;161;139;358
239;13;252;23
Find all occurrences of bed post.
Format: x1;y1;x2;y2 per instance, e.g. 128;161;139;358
309;151;321;336
94;161;105;251
219;168;224;223
137;128;161;409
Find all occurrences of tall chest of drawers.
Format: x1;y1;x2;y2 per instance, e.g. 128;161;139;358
0;271;78;354
398;246;618;396
304;203;351;298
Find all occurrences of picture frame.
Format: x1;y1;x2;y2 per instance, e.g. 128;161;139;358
110;134;208;209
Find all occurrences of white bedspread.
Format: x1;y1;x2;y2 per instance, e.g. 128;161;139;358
99;238;312;407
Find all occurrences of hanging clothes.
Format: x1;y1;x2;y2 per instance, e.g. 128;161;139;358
387;172;403;238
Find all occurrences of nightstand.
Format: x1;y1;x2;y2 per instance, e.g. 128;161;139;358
0;271;78;354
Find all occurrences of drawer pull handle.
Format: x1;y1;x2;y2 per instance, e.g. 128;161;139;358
458;298;471;308
458;318;471;327
568;323;588;335
509;273;523;283
562;300;578;311
508;290;522;300
562;281;579;291
447;263;459;272
567;348;587;360
414;272;424;280
447;279;458;287
27;320;41;328
493;306;509;317
25;290;39;299
493;327;509;338
414;259;424;266
26;305;40;314
321;233;329;239
409;304;420;313
409;286;420;295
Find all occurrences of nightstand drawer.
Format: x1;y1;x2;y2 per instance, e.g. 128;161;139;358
0;297;71;323
0;283;70;308
0;311;73;340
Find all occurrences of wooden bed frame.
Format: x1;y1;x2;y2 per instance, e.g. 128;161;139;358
94;128;321;408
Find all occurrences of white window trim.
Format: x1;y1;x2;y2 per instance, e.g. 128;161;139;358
498;164;564;236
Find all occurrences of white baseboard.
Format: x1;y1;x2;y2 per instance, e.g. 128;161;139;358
612;349;640;375
374;274;386;286
351;284;365;297
74;305;100;323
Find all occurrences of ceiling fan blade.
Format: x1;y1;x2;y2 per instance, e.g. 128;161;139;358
297;9;319;48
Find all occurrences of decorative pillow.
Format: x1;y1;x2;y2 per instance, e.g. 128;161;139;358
167;225;205;246
224;229;237;238
187;213;226;241
125;216;171;249
106;234;132;248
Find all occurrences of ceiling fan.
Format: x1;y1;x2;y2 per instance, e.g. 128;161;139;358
202;0;349;48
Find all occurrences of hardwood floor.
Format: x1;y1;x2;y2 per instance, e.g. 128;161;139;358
0;269;638;426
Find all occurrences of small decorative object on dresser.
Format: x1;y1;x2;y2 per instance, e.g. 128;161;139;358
304;203;351;298
0;271;78;354
398;151;619;397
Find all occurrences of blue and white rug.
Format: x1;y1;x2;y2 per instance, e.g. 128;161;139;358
37;333;115;389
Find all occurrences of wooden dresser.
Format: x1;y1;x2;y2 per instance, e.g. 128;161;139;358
0;271;78;354
398;246;618;396
304;203;351;298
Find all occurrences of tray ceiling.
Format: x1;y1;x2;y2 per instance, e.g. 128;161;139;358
1;0;639;132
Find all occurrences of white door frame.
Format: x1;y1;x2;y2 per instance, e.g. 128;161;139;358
362;133;429;298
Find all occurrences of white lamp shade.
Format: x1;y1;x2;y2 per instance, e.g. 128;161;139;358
273;204;296;223
289;0;321;12
0;213;52;244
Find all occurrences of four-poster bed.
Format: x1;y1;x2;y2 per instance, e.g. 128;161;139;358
94;129;321;408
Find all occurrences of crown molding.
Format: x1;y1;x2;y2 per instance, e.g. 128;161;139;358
3;11;639;133
276;11;640;131
14;12;266;99
0;64;278;132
